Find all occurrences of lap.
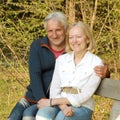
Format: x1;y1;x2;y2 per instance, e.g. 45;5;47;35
23;104;38;116
36;106;93;120
36;106;59;120
55;106;93;120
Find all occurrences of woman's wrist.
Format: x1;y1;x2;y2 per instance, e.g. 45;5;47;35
60;104;67;111
50;98;52;106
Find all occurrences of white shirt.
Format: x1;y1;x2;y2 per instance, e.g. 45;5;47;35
50;51;103;111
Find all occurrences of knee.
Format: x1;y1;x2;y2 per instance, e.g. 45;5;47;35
22;116;35;120
23;109;30;116
55;111;65;120
23;107;35;117
36;110;47;120
22;109;35;120
22;105;38;120
36;107;54;120
36;109;48;120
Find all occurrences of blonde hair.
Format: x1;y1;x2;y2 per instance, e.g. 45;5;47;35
66;21;95;52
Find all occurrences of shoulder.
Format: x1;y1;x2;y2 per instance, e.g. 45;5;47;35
30;36;48;48
86;51;103;66
56;52;72;63
31;36;45;45
87;52;102;60
30;38;41;47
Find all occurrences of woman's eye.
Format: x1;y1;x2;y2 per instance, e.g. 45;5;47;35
69;36;73;39
77;36;82;38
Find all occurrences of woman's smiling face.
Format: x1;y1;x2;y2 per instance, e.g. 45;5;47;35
69;26;88;53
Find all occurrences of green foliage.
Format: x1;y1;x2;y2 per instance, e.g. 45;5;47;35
0;0;120;119
0;0;65;70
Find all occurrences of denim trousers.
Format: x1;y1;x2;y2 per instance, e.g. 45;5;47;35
36;106;93;120
8;98;38;120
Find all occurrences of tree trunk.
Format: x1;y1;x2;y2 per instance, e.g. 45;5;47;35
66;0;75;23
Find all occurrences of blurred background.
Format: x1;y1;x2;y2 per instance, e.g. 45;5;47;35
0;0;120;119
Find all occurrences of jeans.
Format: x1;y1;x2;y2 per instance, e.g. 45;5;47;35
22;104;38;120
8;98;38;120
36;106;93;120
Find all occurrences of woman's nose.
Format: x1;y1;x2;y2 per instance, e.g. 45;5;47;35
72;36;77;42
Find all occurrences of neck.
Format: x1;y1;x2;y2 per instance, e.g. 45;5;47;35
74;50;87;65
50;44;65;51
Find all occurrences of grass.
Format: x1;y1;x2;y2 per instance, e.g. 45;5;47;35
0;79;25;120
0;69;27;120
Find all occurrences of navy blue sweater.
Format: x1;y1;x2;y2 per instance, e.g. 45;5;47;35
25;36;55;102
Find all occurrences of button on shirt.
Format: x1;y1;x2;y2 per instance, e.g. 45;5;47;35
50;51;103;111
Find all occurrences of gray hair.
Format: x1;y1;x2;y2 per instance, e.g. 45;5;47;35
44;11;68;30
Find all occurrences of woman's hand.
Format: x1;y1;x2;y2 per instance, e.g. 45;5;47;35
60;105;74;117
37;98;50;109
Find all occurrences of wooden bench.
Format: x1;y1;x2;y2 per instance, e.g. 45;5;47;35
95;78;120;120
